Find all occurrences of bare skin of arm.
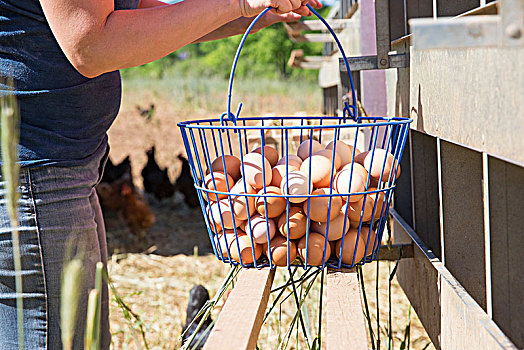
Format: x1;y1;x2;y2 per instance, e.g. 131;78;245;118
39;0;318;78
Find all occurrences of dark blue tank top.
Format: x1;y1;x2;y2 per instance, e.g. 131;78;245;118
0;0;139;167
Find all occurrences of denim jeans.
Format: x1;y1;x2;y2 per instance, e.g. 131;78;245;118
0;148;110;349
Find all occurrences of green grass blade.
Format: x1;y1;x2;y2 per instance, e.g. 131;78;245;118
357;265;376;350
85;289;101;350
85;263;103;350
400;305;411;350
1;77;23;350
60;259;83;350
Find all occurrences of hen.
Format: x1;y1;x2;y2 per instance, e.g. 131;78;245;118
97;156;133;211
182;285;213;349
174;154;199;208
141;146;176;201
121;182;156;237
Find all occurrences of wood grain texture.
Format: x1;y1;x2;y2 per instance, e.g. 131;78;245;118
488;157;524;349
440;141;486;311
203;268;275;350
392;209;518;350
326;268;369;350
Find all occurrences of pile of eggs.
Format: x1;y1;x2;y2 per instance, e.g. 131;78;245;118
203;139;400;267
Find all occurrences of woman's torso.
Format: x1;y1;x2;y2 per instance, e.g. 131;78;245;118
0;0;139;167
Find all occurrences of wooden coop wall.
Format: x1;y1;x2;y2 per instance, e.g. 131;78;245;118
384;0;523;349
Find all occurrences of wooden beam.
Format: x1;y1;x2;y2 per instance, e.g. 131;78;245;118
327;268;369;350
204;268;275;350
391;209;518;349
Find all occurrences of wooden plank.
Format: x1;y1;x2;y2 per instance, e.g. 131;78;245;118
393;219;442;348
488;157;524;349
408;45;524;167
204;268;275;350
327;268;369;350
391;209;518;350
411;131;441;259
440;141;487;311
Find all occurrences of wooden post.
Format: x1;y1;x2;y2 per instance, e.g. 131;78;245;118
204;268;275;350
327;268;369;350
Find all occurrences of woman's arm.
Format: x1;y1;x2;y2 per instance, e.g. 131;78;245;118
39;0;309;78
194;0;322;43
138;0;322;43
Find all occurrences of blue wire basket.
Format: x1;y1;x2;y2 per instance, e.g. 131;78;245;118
178;5;412;269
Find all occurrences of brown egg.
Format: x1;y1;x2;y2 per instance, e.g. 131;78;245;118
229;180;256;220
214;229;245;258
270;164;299;187
363;149;397;181
276;155;303;169
267;235;298;267
344;196;376;223
311;209;350;241
335;228;366;265
297;139;323;160
241;152;272;189
329;240;337;257
210;200;240;229
280;170;311;203
334;168;366;203
367;188;386;220
214;232;234;258
244;214;276;244
360;226;377;257
300;154;335;188
314;149;342;171
278;207;308;239
211;155;241;181
255;186;286;218
354;151;368;166
204;171;234;201
206;206;222;233
342;162;368;179
303;188;343;223
297;232;331;266
229;235;262;264
325;140;353;169
253;146;279;167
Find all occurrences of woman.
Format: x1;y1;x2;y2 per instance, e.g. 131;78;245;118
0;0;321;348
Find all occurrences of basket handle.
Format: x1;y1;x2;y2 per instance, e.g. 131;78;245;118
222;4;357;125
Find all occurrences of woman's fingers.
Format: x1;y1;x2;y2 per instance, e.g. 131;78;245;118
242;0;321;17
291;6;311;16
308;0;323;9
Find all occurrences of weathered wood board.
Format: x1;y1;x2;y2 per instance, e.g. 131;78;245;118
392;209;517;350
204;268;275;350
327;268;369;350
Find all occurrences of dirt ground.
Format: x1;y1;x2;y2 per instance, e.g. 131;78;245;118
105;76;435;349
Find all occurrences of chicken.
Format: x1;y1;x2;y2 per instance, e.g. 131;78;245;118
121;182;156;237
141;146;176;201
136;103;155;122
174;154;199;208
182;285;213;349
96;154;155;236
101;156;131;184
97;156;133;211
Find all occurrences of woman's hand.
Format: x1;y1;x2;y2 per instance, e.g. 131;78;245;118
251;0;323;32
240;0;322;17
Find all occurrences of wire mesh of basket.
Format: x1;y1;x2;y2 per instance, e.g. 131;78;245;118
177;5;412;269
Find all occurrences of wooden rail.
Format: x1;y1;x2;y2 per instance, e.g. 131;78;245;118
327;268;369;350
203;268;275;350
204;266;371;349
